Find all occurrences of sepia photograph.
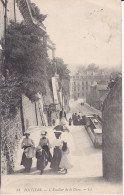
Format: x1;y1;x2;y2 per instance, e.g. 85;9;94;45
0;0;122;194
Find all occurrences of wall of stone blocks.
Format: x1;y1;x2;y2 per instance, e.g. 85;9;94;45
22;94;37;131
1;109;23;174
102;78;122;181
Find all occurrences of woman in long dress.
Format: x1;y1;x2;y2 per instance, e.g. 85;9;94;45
59;141;73;174
59;108;67;125
50;132;63;171
21;132;35;172
38;130;52;163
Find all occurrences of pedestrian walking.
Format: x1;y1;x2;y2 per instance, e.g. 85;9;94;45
69;117;72;126
47;108;52;126
38;130;52;163
77;115;81;125
21;131;35;173
59;141;73;174
72;113;75;125
35;146;48;175
59;107;67;125
80;115;86;125
50;131;63;171
52;118;56;126
75;113;78;126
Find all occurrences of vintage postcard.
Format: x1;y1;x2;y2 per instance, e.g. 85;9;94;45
0;0;122;194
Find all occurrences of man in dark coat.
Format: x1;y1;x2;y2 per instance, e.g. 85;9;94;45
74;113;78;126
59;108;67;120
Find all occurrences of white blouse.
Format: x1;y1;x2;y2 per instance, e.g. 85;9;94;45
52;138;63;148
21;138;35;149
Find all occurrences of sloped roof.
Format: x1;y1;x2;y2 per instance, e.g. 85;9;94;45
97;84;108;91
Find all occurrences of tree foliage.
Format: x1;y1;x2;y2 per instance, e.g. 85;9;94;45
54;57;70;97
1;21;70;117
0;21;51;117
108;74;122;89
55;57;70;81
31;3;47;23
2;21;49;99
86;63;99;72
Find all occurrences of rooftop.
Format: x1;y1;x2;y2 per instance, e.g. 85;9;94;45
97;85;108;91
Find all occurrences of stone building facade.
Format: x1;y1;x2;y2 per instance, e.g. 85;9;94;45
86;83;109;110
70;71;106;100
70;69;110;104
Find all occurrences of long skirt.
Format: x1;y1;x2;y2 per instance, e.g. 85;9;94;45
60;117;66;125
50;147;62;171
36;150;48;171
37;157;46;171
42;145;52;162
59;153;73;169
21;152;32;171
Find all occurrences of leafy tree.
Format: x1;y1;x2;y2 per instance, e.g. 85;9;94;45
0;21;52;117
108;74;122;89
55;57;70;81
86;63;99;72
1;21;49;101
31;3;47;23
54;57;70;105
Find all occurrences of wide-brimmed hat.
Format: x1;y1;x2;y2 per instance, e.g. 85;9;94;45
53;130;62;134
24;130;31;135
41;130;47;136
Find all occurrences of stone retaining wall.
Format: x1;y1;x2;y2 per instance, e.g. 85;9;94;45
102;78;122;181
1;109;22;174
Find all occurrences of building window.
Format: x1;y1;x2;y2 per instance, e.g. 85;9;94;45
86;81;88;90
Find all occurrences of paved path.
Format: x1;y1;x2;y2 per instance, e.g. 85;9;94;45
13;99;102;178
1;100;122;194
14;125;102;178
68;99;101;118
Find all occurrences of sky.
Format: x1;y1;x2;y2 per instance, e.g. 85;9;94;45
31;0;121;70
